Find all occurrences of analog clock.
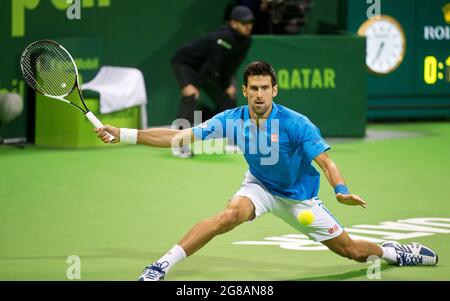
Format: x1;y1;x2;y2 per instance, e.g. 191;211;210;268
357;15;406;75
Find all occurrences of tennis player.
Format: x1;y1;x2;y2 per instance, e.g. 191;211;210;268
96;61;438;281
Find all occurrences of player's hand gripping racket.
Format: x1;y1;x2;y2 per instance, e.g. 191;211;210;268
20;39;115;143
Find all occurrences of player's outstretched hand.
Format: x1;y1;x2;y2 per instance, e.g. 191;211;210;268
336;193;367;208
95;125;120;144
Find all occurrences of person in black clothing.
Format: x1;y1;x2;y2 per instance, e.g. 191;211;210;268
171;6;254;157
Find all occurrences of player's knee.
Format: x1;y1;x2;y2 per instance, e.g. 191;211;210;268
213;209;241;233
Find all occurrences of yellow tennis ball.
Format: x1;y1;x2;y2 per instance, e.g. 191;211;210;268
297;210;315;226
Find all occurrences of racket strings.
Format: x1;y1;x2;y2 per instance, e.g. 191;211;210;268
21;41;77;97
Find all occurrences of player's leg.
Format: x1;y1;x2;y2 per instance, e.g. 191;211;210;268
322;232;439;266
139;171;274;281
311;202;439;266
321;231;385;263
276;198;438;266
178;195;256;256
138;196;255;281
270;197;399;264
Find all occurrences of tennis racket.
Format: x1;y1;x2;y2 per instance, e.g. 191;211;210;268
20;39;115;142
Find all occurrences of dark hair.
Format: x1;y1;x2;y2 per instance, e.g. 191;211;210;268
243;61;277;86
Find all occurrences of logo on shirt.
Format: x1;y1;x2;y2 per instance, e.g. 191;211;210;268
271;134;278;142
328;224;340;235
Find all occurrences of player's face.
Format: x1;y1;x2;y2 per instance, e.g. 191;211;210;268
230;20;253;36
243;75;278;117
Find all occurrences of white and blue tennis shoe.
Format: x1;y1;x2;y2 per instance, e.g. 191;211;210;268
381;241;438;266
138;261;168;281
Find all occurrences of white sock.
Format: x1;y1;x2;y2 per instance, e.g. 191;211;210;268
154;244;187;273
381;247;398;264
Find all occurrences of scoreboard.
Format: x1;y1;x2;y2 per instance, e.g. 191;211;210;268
416;1;450;94
346;0;450;119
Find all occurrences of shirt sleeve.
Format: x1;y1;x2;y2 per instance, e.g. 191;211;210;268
192;111;227;141
297;121;331;162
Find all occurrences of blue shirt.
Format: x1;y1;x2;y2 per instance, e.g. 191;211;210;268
192;102;330;201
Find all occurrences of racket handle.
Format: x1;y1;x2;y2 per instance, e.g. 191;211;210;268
85;111;115;143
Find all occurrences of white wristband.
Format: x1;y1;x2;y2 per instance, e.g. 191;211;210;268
120;128;138;144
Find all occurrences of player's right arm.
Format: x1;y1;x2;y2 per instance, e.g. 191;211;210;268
96;126;195;148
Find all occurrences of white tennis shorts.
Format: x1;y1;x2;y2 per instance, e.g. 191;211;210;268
232;171;344;242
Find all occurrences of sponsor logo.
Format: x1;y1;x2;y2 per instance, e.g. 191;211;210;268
277;68;336;90
423;3;450;40
443;3;450;24
11;0;112;37
424;25;450;40
328;224;339;234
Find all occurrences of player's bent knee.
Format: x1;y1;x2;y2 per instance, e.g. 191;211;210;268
213;209;241;234
228;196;256;221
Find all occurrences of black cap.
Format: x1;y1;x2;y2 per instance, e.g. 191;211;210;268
230;6;255;23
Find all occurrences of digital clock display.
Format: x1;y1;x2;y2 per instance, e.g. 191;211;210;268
416;48;450;94
424;55;450;84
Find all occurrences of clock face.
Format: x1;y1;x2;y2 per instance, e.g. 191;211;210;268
358;15;406;75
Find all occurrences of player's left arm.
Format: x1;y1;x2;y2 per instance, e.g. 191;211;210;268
314;152;367;208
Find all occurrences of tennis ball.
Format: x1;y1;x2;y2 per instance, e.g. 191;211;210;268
297;210;315;226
